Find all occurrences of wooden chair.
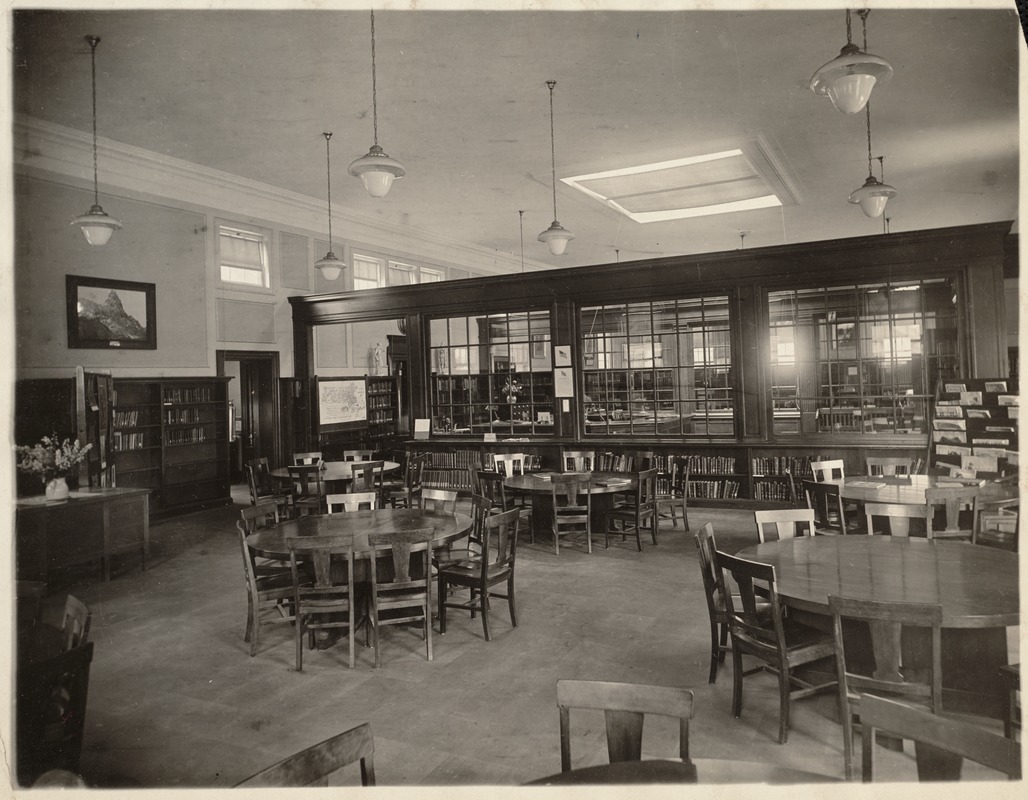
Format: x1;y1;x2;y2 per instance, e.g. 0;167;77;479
292;451;323;466
620;450;655;472
239;500;290;571
863;502;932;537
61;595;91;652
865;456;916;477
550;474;595;554
809;459;845;482
783;468;802;508
235;722;376;787
385;453;427;508
561;449;595;472
287;464;325;516
419;487;458;514
556;679;694;771
975;500;1018;551
342;449;373;461
287;535;359;670
438;507;520;641
491;452;526;477
237;520;296;657
999;664;1020;741
366;529;434;667
245;461;292;517
477;469;533;544
325;492;377;513
829;595;943;780
925;485;980;540
655;456;689;530
694;523;731;684
351;460;386;507
434;493;488;570
803;479;850;534
859;694;1021;782
753;508;816;543
605;468;659;550
15;640;94;786
716;551;837;744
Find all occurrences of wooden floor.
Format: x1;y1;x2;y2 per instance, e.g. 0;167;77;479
17;489;1017;790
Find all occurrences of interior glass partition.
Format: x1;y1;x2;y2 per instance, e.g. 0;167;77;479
768;278;960;436
579;296;733;436
429;310;553;435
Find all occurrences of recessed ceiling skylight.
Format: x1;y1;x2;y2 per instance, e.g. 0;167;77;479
562;135;801;224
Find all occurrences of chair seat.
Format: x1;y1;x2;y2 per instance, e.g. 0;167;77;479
438;559;511;583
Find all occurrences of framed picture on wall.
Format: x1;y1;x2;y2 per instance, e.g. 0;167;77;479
66;275;157;350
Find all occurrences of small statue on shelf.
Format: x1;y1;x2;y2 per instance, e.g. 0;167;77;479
373;342;384;375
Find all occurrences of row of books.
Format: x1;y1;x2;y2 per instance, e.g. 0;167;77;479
114;409;141;427
750;456;812;477
165;428;208;445
428;450;479;470
164;386;213;404
166;408;202;424
752;480;798;502
687;480;740;499
112;431;149;451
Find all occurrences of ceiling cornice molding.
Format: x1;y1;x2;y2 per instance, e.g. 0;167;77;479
13;115;551;276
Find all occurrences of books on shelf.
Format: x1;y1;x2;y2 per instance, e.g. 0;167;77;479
687;480;740;500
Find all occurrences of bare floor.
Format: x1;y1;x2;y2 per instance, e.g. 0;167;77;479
23;490;1017;789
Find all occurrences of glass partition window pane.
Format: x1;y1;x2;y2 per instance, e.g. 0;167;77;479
580;296;733;437
429;310;553;436
767;278;959;436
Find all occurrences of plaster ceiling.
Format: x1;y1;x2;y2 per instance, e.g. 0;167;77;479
10;4;1021;270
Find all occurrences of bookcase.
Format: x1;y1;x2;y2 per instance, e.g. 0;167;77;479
930;377;1018;479
112;377;232;515
366;376;400;442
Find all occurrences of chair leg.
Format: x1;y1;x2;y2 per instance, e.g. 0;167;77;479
777;668;791;744
507;575;518;628
732;647;744;718
244;595;255;645
437;575;448;634
295;617;303;671
841;697;854;780
718;623;729;663
424;601;433;662
650;515;658;545
371;601;381;668
249;604;261;658
480;586;491;641
708;619;720;684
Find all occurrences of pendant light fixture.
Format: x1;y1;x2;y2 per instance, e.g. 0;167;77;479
349;9;405;198
848;103;896;218
71;36;122;246
315;132;344;281
537;80;574;256
810;9;892;115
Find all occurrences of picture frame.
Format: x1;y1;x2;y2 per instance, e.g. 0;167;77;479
66;275;157;350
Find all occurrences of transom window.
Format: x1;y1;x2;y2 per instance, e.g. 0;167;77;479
218;225;268;287
580;296;733;436
352;254;384;291
768;279;960;436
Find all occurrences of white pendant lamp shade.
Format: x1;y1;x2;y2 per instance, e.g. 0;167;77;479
348;145;405;198
72;35;122;245
538;220;575;256
810;44;893;115
352;10;405;198
72;204;122;245
848;175;896;218
810;10;893;115
315;132;344;281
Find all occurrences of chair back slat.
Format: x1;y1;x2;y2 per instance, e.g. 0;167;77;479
866;456;916;477
325;492;377;513
292;451;323;466
236;722;376;787
562;450;595;472
925;486;980;538
492;453;525;478
810;459;845;482
863;502;932;537
240;499;281;532
753;508;816;543
420;487;458;514
803;479;848;533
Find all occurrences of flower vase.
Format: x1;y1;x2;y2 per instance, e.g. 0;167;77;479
45;476;70;502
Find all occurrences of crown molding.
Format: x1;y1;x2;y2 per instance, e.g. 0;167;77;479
13;115;550;275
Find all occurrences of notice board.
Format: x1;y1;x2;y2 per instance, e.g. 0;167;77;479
317;377;368;433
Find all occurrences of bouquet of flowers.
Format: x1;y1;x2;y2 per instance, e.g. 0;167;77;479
501;377;523;403
16;433;92;485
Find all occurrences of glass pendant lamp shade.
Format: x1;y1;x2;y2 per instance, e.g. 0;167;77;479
848;175;896;218
72;204;122;245
810;44;893;114
538;220;575;256
348;145;405;198
314;251;343;281
72;35;122;245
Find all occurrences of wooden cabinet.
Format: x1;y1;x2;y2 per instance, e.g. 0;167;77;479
16;487;150;582
112;377;232;515
366;376;399;441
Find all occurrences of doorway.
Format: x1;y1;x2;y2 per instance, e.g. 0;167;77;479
217;350;281;482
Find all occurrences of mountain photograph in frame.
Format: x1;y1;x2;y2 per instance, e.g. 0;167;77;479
66;275;157;350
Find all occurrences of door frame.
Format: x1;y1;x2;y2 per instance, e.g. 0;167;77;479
216;350;282;469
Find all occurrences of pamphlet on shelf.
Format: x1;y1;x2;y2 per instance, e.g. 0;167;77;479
414;418;431;440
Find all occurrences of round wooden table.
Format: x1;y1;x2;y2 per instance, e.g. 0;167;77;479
526;758;839;785
830;474;1015;505
504;472;635;535
246;507;471;560
737;535;1018;716
269;459;400;487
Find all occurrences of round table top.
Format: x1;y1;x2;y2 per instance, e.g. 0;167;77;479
526;757;839;785
504;471;635;495
269;460;400;482
246;508;472;559
737;535;1019;628
831;474;1016;504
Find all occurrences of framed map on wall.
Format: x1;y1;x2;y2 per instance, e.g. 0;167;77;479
317;377;368;431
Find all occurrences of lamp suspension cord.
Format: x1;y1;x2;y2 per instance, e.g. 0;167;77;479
324;132;334;249
859;8;869;52
519;209;525;272
865;102;874;177
370;9;379;147
88;36;99;206
547;80;557;220
845;8;853;46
